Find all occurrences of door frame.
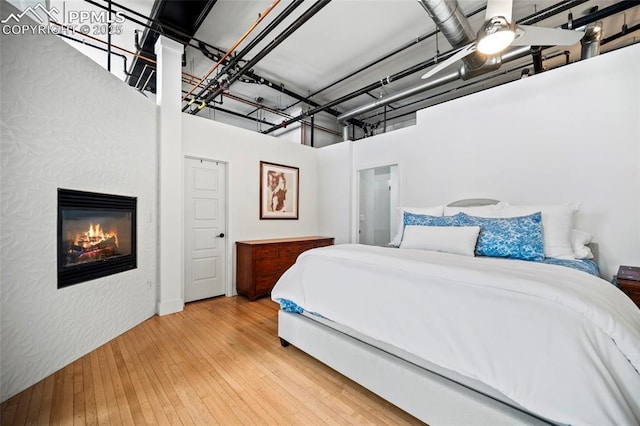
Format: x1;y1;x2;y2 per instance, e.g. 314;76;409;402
184;155;232;297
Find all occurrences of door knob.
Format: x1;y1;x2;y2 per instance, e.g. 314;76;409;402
217;233;225;238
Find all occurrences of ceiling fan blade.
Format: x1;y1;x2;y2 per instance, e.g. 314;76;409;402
421;43;476;80
485;0;513;23
512;25;584;47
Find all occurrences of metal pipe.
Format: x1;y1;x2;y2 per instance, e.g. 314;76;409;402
310;116;315;147
182;0;282;102
602;22;640;44
183;0;305;109
417;0;484;71
195;0;332;113
581;21;603;59
342;125;349;142
338;70;459;122
562;1;638;29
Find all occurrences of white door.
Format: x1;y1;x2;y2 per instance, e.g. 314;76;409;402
184;158;227;302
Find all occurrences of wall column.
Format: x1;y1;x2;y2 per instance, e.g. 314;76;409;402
155;35;184;315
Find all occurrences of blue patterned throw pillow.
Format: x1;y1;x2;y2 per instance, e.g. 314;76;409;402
403;211;463;227
459;212;544;261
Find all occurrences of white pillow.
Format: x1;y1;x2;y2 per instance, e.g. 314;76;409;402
500;202;579;259
443;204;502;217
389;206;444;247
399;225;481;257
571;229;594;259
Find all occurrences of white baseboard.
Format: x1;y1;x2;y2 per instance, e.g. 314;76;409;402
156;298;184;316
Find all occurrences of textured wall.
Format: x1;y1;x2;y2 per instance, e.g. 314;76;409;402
1;30;158;400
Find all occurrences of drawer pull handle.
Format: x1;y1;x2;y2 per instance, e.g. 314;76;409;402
217;233;225;238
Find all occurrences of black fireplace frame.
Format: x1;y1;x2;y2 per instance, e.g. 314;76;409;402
57;188;137;288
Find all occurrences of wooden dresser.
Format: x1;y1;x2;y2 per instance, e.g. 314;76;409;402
236;236;334;300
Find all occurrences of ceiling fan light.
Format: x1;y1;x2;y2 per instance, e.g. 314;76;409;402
477;16;515;55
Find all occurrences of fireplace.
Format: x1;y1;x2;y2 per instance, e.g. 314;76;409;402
57;189;137;288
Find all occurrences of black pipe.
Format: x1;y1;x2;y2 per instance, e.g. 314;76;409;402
194;0;333;114
602;22;640;44
531;47;544;74
310;116;315;147
184;0;306;111
561;1;638;29
519;0;589;26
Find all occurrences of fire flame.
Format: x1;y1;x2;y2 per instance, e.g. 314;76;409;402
74;223;119;249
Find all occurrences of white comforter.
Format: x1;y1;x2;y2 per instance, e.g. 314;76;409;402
271;244;640;425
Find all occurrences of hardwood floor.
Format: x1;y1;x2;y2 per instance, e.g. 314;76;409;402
1;296;423;425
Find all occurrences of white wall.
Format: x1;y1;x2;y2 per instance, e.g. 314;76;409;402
0;29;157;401
182;114;319;294
317;141;352;244
324;44;640;280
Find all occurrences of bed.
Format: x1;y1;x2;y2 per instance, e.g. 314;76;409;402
271;201;640;425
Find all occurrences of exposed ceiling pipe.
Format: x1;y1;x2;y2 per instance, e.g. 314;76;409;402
416;0;485;72
191;0;333;115
182;0;282;103
337;1;633;124
602;22;640;45
182;0;305;110
581;21;603;59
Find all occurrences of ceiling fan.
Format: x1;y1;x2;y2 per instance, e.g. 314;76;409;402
421;0;585;80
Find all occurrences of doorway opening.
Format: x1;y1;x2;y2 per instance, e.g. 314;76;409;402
357;164;398;246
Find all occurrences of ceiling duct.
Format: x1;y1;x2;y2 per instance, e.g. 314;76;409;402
581;21;603;59
417;0;486;73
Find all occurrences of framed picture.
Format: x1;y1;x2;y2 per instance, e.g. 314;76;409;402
260;161;299;220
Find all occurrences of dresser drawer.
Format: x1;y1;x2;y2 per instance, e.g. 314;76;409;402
255;258;293;274
255;273;282;293
279;241;317;258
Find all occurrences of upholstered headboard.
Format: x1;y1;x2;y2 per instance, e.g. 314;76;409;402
446;199;499;207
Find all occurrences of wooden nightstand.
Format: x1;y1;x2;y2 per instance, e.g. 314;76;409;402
617;266;640;309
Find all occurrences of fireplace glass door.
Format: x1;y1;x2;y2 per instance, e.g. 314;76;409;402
58;189;137;288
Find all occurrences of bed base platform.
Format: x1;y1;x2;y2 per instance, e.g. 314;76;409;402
278;310;555;425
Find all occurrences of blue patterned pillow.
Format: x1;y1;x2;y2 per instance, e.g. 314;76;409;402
403;212;463;227
459;212;544;261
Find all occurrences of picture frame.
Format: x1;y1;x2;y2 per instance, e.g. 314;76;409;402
260;161;299;220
